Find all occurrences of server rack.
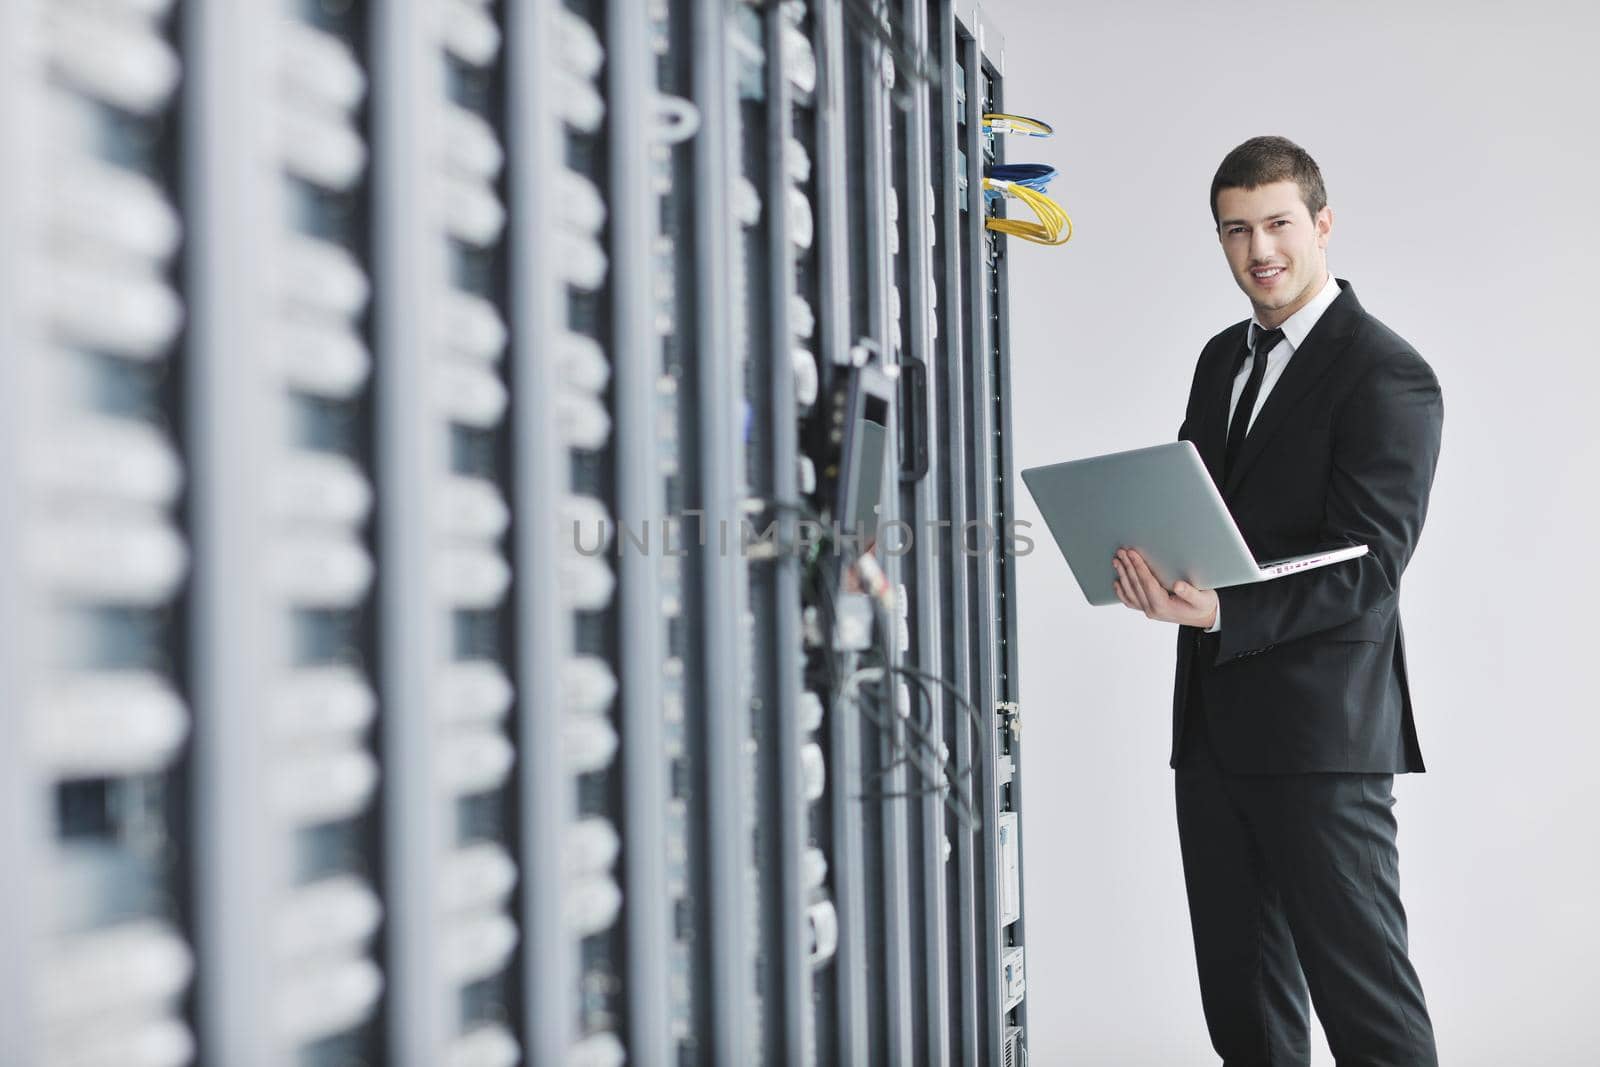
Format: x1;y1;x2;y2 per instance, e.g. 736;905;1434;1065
784;1;860;1060
3;2;198;1067
527;0;629;1062
810;0;873;1059
965;13;1031;1061
188;2;389;1062
892;1;956;1062
963;5;1030;1059
0;2;1036;1064
372;2;528;1063
745;6;815;1066
928;2;1031;1061
597;2;674;1062
2;3;195;1066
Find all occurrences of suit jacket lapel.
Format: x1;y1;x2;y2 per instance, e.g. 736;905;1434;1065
1222;282;1363;497
1195;326;1245;487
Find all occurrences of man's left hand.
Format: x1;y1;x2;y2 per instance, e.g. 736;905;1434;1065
1112;547;1218;628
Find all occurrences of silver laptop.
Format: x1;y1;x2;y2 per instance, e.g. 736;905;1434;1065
1020;441;1368;607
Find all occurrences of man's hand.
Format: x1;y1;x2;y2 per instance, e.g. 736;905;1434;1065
1112;547;1218;629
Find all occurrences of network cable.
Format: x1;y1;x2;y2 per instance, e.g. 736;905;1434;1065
846;661;979;828
848;576;984;828
820;544;968;817
982;176;1074;246
982;112;1053;137
773;496;981;827
869;663;982;829
984;163;1056;198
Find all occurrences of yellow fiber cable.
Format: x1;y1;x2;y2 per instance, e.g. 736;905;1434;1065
982;178;1073;246
982;112;1053;136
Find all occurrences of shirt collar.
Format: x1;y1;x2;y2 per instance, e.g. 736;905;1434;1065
1251;271;1341;351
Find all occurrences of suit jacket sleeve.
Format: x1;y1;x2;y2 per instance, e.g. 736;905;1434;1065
1176;344;1216;641
1212;348;1443;663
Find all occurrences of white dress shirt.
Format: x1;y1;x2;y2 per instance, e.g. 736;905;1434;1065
1206;271;1341;633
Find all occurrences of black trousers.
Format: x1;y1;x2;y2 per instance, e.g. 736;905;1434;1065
1175;645;1438;1067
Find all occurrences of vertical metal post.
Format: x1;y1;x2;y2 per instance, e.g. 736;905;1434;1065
815;0;870;1059
934;2;981;1062
11;1;201;1062
373;3;450;1060
903;0;954;1058
0;6;40;1060
761;4;811;1060
605;0;674;1060
192;0;388;1058
862;14;916;1064
689;0;754;1060
960;19;1004;1059
188;3;278;1060
978;16;1028;1046
507;0;576;1061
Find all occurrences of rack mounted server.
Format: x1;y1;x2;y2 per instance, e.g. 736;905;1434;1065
0;0;1033;1064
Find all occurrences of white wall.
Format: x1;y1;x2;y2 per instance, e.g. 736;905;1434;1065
990;1;1600;1062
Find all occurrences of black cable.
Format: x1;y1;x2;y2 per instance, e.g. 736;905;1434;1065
853;677;957;804
851;599;982;830
779;499;985;830
862;654;984;771
878;657;989;772
803;555;844;710
859;668;948;792
883;669;969;806
845;597;937;799
858;654;984;830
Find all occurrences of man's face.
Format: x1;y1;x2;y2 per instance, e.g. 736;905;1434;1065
1215;181;1333;328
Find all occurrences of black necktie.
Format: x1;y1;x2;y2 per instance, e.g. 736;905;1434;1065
1223;326;1283;481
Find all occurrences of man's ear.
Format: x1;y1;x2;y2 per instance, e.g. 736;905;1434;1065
1316;205;1334;248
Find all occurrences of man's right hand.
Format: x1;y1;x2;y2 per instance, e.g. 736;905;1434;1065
1112;547;1218;629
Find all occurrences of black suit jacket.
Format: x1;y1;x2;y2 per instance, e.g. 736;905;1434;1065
1171;279;1443;773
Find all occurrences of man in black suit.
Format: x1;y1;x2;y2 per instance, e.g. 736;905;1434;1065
1111;136;1443;1066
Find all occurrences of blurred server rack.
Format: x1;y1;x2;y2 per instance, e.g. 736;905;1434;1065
0;0;29;1034
588;0;675;1062
374;0;527;1064
516;0;669;1062
842;5;916;1062
887;0;956;1062
645;1;711;1060
724;3;814;1065
509;0;578;1056
518;0;632;1063
928;5;981;1058
1;1;1036;1064
655;0;763;1061
2;1;196;1065
188;0;387;1064
802;0;873;1059
687;2;758;1061
832;2;924;1061
779;2;856;1065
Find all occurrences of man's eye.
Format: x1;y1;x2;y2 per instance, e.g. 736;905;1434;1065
1272;219;1289;227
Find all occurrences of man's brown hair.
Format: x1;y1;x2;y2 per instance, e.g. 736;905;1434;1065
1209;136;1328;227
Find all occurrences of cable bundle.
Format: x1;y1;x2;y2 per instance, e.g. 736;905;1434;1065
982;112;1053;137
983;162;1056;199
982;176;1073;246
